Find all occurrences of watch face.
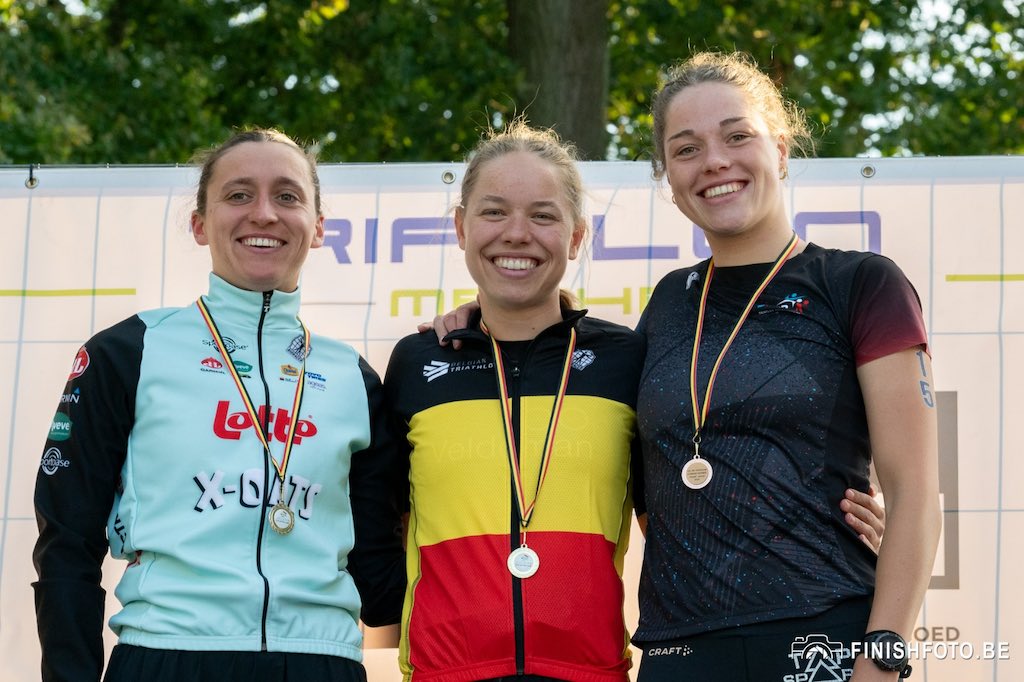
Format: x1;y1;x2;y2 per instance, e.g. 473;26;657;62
864;631;909;671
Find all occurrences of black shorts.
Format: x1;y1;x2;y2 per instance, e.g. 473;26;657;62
636;597;872;682
103;644;368;682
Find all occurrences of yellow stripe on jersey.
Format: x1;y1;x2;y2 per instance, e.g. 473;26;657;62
407;394;635;548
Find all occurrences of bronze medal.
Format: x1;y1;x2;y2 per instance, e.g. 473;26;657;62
269;502;295;534
681;457;713;490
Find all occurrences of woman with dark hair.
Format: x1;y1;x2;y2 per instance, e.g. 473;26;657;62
33;128;405;682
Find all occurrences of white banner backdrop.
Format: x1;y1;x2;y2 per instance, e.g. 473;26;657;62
1;157;1021;680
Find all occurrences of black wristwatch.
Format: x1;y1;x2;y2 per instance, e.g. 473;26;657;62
863;629;913;678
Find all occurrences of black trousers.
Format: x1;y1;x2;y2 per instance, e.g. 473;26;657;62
104;644;368;682
636;596;872;682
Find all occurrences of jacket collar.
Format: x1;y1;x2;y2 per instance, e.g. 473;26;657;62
444;307;588;346
202;273;303;330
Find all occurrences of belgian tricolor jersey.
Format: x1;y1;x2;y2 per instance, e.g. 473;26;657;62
384;311;644;682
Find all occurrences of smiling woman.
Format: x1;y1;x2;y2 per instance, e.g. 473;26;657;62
632;51;940;682
32;128;406;682
454;149;585;341
384;121;645;681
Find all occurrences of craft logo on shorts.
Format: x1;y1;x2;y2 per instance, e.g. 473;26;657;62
40;447;71;475
68;347;90;380
48;413;73;441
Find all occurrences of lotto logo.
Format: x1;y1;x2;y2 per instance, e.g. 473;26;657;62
212;400;317;443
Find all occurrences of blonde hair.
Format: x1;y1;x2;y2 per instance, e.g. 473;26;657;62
460;119;586;229
650;51;814;179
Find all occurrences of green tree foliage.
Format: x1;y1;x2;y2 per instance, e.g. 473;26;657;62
1;0;1020;164
607;0;1023;158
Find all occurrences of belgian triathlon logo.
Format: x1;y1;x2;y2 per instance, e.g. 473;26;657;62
571;349;596;370
786;634;850;681
422;358;494;382
423;361;448;382
68;347;90;380
40;448;71;475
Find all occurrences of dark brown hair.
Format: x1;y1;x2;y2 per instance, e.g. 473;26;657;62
192;128;321;215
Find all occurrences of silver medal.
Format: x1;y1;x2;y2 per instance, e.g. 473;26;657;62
507;546;540;579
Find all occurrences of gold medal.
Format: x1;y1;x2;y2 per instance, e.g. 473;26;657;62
681;457;713;490
269;501;295;534
507;546;540;579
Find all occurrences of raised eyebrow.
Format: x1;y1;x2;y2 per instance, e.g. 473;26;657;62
666;117;749;142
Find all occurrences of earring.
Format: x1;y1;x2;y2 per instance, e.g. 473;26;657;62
779;167;788;180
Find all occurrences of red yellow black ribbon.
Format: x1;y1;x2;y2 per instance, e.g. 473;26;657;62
196;297;308;488
482;321;577;531
689;233;799;445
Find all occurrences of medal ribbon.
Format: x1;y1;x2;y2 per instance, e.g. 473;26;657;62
196;297;308;487
482;321;577;530
688;233;799;445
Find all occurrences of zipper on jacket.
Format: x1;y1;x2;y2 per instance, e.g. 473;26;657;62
506;354;527;675
255;290;273;651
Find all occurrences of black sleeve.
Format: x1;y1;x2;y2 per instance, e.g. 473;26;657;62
33;316;143;682
382;338;414;515
346;357;407;627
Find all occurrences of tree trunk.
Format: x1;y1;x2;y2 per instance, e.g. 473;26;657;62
507;0;609;159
